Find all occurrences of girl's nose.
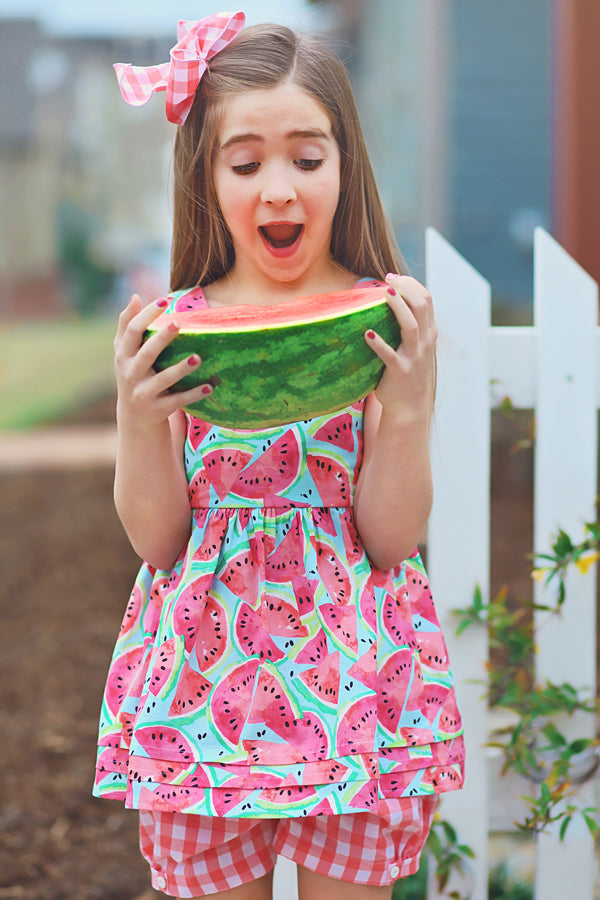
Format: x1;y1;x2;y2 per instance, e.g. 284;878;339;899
260;167;297;206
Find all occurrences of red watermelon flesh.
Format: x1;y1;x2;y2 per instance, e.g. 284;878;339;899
315;542;352;605
235;603;285;662
438;689;462;737
319;603;358;656
220;552;259;602
203;447;253;500
348;780;378;810
189;468;211;506
192;514;228;562
148;637;179;697
119;584;142;637
314;412;355;453
294;628;328;665
247;667;297;731
168;664;212;717
187;416;213;451
416;629;449;671
292;574;319;617
139;784;195;812
406;565;436;620
298;651;340;705
231;431;301;499
265;515;305;583
172;578;213;653
377;649;414;735
382;592;418;649
194;595;228;672
261;597;309;638
210;658;260;745
336;696;376;755
303;759;350;783
243;711;330;764
135;725;196;763
307;453;352;506
347;642;377;692
106;647;144;715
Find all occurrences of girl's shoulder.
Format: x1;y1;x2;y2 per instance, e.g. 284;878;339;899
353;276;385;288
161;285;207;315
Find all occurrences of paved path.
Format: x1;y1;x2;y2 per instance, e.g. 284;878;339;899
0;425;117;470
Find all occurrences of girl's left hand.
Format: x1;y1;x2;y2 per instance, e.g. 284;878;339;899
365;274;437;420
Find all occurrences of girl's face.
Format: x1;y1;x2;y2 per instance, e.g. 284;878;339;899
212;81;342;292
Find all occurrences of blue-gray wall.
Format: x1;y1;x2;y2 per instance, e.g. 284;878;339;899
448;0;553;316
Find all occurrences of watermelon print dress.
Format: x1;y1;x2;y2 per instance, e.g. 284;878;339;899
93;285;465;819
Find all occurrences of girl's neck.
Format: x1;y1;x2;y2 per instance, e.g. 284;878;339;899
203;261;360;308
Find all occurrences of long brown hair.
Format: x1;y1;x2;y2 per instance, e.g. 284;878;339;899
170;24;404;291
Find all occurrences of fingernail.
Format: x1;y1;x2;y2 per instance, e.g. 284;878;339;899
201;384;212;395
187;355;199;366
157;298;168;308
366;330;376;340
387;287;397;296
385;272;399;282
168;322;179;333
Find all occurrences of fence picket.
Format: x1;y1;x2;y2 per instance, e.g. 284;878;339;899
426;227;491;899
532;228;598;898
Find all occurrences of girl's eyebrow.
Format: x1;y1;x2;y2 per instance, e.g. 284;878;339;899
220;128;332;151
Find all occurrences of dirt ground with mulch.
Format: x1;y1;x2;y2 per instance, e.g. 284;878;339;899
0;396;156;900
0;397;537;900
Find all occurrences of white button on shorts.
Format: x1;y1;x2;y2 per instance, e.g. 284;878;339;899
155;874;167;890
389;863;400;879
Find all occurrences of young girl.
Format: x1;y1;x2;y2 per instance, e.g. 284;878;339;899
94;11;465;899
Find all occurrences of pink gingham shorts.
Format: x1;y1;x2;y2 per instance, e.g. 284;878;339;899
139;797;438;897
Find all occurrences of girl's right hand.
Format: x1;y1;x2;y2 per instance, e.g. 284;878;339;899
114;294;212;427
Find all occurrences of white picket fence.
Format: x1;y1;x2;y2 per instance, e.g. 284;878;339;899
428;227;598;899
274;228;599;899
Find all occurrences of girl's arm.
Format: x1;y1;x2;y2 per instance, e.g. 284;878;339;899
113;294;211;569
353;275;437;571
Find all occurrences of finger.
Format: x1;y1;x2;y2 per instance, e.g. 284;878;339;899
134;320;183;372
387;276;435;329
386;284;437;353
115;293;143;343
382;286;421;351
364;327;401;365
152;351;204;393
119;296;170;357
157;380;215;417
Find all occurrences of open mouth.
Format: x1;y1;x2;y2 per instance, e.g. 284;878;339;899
259;223;303;249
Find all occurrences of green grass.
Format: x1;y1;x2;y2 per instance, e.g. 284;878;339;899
0;317;116;430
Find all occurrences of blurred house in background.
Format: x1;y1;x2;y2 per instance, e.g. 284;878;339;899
350;0;600;319
1;0;598;320
0;17;173;318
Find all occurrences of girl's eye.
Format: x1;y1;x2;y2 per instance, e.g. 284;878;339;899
232;162;260;175
295;158;324;171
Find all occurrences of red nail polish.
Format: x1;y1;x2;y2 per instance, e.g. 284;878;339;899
387;287;397;296
202;385;212;395
157;298;168;308
187;355;199;366
366;330;376;340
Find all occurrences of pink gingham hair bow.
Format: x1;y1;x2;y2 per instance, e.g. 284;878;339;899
113;11;245;125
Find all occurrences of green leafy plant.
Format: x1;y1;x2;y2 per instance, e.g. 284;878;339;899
453;521;600;841
392;815;475;900
426;815;475;899
488;861;533;900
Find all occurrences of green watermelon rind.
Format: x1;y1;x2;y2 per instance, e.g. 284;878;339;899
145;291;400;429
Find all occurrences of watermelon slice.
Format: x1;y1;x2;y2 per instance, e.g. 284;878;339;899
145;285;400;428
